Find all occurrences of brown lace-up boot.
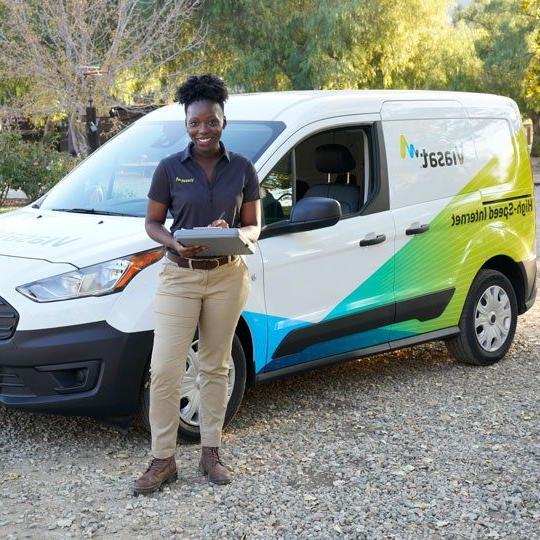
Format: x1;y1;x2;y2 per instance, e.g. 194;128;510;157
133;456;177;496
199;447;232;485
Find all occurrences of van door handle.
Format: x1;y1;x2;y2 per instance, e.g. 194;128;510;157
405;223;430;235
359;233;386;246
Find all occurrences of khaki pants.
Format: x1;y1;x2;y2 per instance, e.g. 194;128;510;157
150;257;249;458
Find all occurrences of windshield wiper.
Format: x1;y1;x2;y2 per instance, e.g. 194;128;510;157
51;208;136;217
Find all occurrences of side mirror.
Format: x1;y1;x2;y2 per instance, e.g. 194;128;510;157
290;196;341;228
261;197;341;238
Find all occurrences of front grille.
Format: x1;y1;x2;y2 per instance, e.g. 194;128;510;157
0;296;19;340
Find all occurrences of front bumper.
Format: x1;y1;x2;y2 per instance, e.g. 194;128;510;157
0;322;152;423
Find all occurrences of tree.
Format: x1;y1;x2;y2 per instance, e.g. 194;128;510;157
0;0;204;156
522;0;540;113
197;0;481;92
455;0;537;112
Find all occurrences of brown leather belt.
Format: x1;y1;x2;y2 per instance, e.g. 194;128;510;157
166;251;236;270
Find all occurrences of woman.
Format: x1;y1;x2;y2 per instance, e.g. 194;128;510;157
134;74;261;495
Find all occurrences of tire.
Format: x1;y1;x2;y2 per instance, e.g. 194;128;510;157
139;332;247;442
446;269;518;366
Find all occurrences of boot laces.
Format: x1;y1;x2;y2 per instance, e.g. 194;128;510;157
210;447;225;466
146;457;169;474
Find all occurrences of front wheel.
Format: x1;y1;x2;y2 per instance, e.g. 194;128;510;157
446;269;518;366
140;333;247;441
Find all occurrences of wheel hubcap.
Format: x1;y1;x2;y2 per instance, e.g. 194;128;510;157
474;285;511;352
179;339;235;427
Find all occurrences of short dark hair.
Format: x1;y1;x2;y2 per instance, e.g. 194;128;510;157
175;74;229;112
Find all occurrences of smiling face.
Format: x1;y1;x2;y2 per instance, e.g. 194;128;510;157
185;99;226;158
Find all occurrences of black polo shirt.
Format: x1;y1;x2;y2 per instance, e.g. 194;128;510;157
148;142;260;233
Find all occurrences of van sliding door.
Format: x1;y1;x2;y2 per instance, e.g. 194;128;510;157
381;100;478;343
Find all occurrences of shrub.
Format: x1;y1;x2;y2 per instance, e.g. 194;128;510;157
0;131;22;204
0;130;80;204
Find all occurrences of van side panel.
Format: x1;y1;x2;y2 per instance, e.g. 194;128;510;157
258;109;535;374
385;113;477;339
255;109;535;376
387;123;534;340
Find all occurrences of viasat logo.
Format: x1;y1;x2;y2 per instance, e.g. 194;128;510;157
400;135;464;169
400;135;417;159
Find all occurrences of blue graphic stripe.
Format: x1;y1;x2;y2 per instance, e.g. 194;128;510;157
263;326;389;372
243;308;421;374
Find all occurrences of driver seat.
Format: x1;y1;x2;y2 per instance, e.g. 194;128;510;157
303;144;361;215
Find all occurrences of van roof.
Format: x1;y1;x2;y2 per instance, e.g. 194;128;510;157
142;89;520;128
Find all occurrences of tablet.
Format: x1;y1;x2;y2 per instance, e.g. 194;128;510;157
173;227;255;256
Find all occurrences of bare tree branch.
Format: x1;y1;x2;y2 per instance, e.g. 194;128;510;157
0;0;204;155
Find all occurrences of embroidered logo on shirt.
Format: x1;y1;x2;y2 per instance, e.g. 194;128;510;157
175;177;195;184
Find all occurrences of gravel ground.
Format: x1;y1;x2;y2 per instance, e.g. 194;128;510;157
1;189;539;539
1;285;539;539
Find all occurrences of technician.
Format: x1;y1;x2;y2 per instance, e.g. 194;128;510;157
134;74;261;495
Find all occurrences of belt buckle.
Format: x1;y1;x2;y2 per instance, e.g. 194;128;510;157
187;257;220;269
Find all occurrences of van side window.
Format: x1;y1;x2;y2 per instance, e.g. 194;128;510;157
261;126;372;226
260;152;293;225
294;127;370;216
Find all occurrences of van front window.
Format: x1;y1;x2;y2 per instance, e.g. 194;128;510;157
39;120;284;217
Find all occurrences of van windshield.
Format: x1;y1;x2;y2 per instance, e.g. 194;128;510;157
38;120;285;217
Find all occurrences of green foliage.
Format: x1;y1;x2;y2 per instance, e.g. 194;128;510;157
456;0;538;112
198;0;481;92
0;0;537;136
521;0;540;112
0;131;80;204
0;77;31;106
0;131;22;204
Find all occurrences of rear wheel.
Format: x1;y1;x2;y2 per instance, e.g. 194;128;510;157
140;333;247;441
446;269;517;366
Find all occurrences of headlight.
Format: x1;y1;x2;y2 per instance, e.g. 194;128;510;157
16;248;164;302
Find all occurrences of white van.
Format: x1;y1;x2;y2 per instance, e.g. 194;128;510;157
0;91;536;439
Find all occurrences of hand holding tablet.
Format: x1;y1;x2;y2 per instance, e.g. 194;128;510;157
173;227;255;257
